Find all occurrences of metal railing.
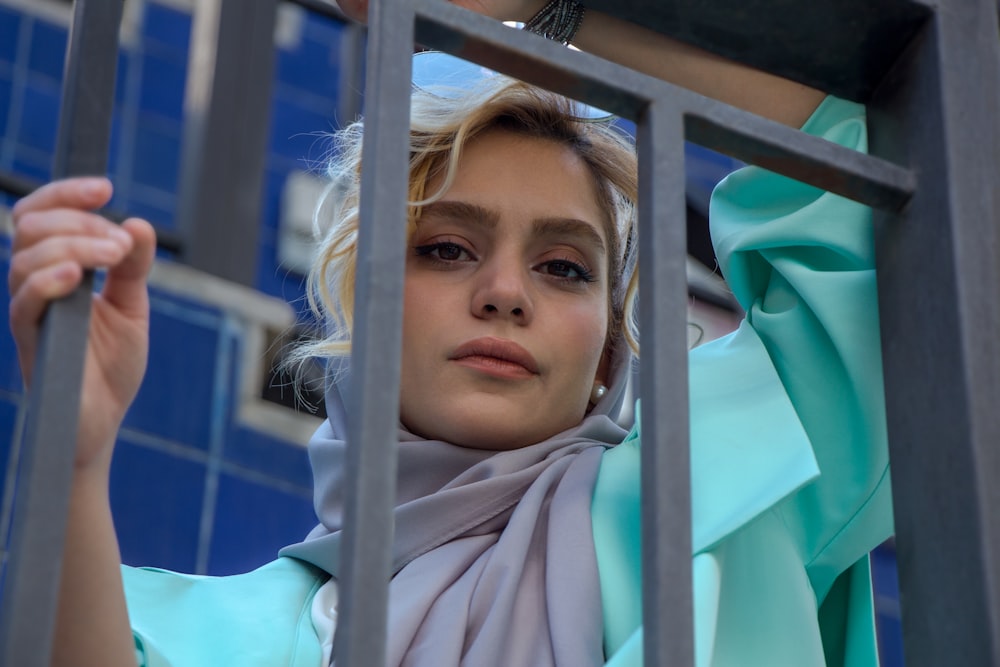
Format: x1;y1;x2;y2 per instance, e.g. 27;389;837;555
1;0;998;665
0;1;124;663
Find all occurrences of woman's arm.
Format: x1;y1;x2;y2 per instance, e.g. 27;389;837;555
337;0;827;127
8;178;156;666
571;10;826;128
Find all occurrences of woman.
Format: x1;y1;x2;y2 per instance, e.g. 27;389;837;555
7;3;891;666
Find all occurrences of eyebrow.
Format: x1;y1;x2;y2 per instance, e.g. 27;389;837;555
419;200;607;255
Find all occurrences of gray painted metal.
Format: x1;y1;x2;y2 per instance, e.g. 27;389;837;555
341;2;919;666
176;0;278;286
869;0;1000;663
411;0;914;211
637;102;695;667
332;2;414;666
338;22;366;127
0;0;124;664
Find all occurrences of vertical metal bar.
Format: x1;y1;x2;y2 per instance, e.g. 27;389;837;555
337;21;366;127
333;1;413;665
637;100;694;667
0;0;123;664
176;0;277;285
869;0;1000;663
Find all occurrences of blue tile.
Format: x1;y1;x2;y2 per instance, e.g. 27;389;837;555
111;437;205;571
105;109;124;176
120;193;176;228
223;425;313;490
11;152;53;183
122;302;222;449
871;542;904;667
0;73;10;140
132;118;181;193
114;50;132;106
301;10;344;44
255;245;308;304
142;2;192;54
17;81;61;154
275;35;340;96
268;92;336;160
27;18;67;82
138;50;186;120
260;165;287;232
0;6;21;65
206;472;315;575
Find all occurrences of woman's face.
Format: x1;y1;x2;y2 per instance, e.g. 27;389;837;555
400;129;611;450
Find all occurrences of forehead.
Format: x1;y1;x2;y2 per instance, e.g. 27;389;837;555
424;128;610;243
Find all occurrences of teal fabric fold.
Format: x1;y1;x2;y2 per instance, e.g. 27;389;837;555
593;96;893;667
123;558;326;667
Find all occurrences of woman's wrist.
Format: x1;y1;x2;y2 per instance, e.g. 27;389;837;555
523;0;586;44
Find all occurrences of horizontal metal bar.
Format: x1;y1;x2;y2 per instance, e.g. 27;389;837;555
411;0;914;212
0;169;40;200
684;112;914;212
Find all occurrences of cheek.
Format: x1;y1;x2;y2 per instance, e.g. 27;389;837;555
561;299;610;373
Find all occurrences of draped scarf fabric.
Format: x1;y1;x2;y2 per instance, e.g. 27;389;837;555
281;352;633;667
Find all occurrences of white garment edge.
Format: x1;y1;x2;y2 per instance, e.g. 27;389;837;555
312;578;339;667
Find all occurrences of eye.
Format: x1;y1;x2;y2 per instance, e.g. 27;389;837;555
537;258;595;283
413;241;474;264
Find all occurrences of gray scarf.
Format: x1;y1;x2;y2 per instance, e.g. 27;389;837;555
281;350;633;667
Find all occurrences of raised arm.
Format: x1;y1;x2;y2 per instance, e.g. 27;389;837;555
8;177;156;667
337;0;827;127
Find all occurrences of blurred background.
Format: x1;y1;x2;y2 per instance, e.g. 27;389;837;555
0;0;900;663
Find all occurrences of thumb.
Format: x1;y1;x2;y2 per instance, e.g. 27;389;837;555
101;217;156;315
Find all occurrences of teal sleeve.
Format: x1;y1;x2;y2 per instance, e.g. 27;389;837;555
709;96;893;600
593;96;894;666
123;557;326;667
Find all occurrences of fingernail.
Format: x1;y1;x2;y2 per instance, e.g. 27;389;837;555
81;178;106;196
109;226;131;244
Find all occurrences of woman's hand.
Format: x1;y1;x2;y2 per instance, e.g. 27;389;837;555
8;177;156;475
337;0;546;25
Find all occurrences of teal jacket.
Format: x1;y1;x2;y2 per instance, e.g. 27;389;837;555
123;96;893;666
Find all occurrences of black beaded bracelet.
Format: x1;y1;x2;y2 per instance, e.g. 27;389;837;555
523;0;586;45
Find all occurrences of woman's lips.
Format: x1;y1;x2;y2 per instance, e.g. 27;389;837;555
450;337;539;379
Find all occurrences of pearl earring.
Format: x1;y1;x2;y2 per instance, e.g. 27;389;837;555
590;383;608;404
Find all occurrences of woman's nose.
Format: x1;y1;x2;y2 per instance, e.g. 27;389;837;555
471;263;533;323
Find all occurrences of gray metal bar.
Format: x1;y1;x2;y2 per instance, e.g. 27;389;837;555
333;1;414;666
337;21;366;127
637;100;695;667
176;0;277;286
682;111;914;213
411;0;914;212
868;0;1000;663
0;0;123;664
